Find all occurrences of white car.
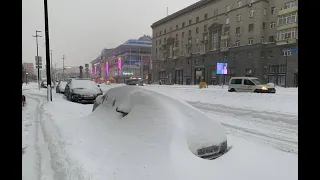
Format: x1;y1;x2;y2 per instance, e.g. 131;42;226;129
56;81;67;93
92;86;228;159
228;77;276;93
64;79;103;103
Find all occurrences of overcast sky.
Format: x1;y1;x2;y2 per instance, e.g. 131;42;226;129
22;0;199;68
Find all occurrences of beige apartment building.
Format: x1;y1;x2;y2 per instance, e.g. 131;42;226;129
151;0;298;87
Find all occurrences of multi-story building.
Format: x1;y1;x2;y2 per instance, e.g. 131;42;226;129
151;0;298;86
23;62;35;75
91;35;152;83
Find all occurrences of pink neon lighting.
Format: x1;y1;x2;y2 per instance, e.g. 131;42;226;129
106;61;109;76
118;57;122;75
94;65;97;75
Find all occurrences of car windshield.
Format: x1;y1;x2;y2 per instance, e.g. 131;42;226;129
59;81;67;88
71;80;97;89
251;78;267;85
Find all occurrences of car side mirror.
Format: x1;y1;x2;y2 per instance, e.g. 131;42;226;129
95;95;104;105
116;103;131;115
97;84;100;87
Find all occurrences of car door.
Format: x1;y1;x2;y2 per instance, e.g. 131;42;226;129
243;79;255;92
233;79;243;92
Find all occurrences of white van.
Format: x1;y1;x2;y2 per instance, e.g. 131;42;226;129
228;77;276;93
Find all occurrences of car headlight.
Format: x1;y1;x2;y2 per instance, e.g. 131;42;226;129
261;87;268;90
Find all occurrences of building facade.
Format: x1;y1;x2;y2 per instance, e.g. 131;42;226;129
23;62;35;75
151;0;298;87
90;36;152;83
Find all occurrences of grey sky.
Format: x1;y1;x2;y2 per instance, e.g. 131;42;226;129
22;0;198;68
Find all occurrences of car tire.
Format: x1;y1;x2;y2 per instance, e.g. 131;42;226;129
228;88;236;92
254;89;261;93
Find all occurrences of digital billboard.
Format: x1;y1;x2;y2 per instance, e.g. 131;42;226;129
216;63;228;75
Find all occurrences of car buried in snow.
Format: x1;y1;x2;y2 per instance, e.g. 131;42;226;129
64;78;103;103
92;86;229;159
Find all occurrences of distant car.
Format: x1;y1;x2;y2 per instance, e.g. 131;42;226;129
64;78;103;103
228;77;276;93
41;81;54;88
125;78;145;86
56;81;67;93
92;86;228;159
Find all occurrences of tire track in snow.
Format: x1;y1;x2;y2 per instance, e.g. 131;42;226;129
187;101;298;154
26;93;92;180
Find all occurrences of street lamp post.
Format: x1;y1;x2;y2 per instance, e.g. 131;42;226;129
33;30;42;90
25;71;28;84
62;55;66;80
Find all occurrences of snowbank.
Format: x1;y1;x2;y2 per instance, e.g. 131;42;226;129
38;86;297;180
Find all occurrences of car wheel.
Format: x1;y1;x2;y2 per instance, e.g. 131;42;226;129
228;88;236;92
254;89;261;93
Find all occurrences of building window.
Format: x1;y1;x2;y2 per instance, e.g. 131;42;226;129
270;22;276;29
156;40;157;45
279;64;287;73
282;48;292;56
248;38;253;45
164;29;166;34
224;28;230;35
261;51;265;58
268;50;274;57
236;27;240;35
248;24;254;32
262;22;266;29
221;39;228;48
196;27;199;34
226;5;231;12
226;17;230;24
235;40;240;47
247;51;252;58
271;7;276;15
175;34;178;39
188;30;191;37
264;8;267;16
284;0;297;9
237;1;242;7
204;24;207;31
182;22;185;28
236;14;241;21
164;38;167;44
189;19;192;25
278;12;298;26
196;17;199;22
159;39;161;44
155;48;158;54
182;32;185;38
277;28;296;40
214;9;219;16
261;37;264;43
212;32;218;50
250;10;255;17
176;24;178;29
160;31;162;35
204;13;208;20
269;36;275;42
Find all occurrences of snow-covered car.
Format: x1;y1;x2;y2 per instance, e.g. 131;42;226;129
92;86;228;159
56;81;67;93
64;79;103;103
41;81;54;88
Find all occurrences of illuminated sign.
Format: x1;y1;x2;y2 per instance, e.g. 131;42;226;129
123;72;133;75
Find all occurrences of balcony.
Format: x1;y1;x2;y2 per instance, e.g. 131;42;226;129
277;22;298;31
278;6;298;16
221;35;229;40
220;47;229;52
276;38;297;46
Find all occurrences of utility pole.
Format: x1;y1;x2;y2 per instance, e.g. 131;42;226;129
62;55;66;80
44;0;52;101
50;50;53;82
33;30;42;90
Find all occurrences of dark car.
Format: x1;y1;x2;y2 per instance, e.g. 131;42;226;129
64;78;103;103
125;79;145;86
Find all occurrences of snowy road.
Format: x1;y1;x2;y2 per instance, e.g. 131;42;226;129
22;83;297;180
142;85;298;154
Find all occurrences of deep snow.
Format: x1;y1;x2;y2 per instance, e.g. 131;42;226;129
22;83;297;180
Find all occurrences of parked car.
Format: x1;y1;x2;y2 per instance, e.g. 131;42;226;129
41;81;54;88
228;77;276;93
92;86;228;160
125;78;145;86
56;81;67;93
64;78;103;103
